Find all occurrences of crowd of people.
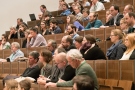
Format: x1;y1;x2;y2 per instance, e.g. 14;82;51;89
1;0;135;90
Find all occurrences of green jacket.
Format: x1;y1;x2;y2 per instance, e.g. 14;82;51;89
57;61;99;90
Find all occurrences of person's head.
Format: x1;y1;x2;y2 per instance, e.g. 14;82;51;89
67;24;76;35
124;33;135;49
124;12;135;27
91;0;98;4
24;30;30;38
54;47;66;58
18;79;31;90
61;35;73;48
89;12;98;22
38;12;43;20
120;18;128;30
39;49;52;64
19;24;27;31
10;26;16;33
47;39;57;52
1;34;7;41
4;79;18;90
106;10;111;18
123;4;134;16
40;5;46;13
82;34;96;45
74;5;81;14
62;3;69;10
71;2;77;9
11;42;20;52
50;19;58;28
40;21;47;29
67;14;76;24
75;36;83;49
66;49;83;68
73;75;94;90
59;0;65;5
29;27;38;37
110;29;123;43
28;51;39;66
54;52;67;69
109;5;119;16
43;12;50;21
17;18;23;25
82;8;89;18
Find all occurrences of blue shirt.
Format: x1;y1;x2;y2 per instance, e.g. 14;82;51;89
60;9;71;16
74;21;84;31
9;49;24;62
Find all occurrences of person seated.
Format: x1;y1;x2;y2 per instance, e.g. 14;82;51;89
120;33;135;60
18;79;31;90
81;8;90;21
8;26;18;39
106;29;127;60
16;18;28;30
58;0;65;10
45;49;98;90
3;79;18;90
0;42;24;62
60;3;71;16
47;39;57;55
67;24;79;42
18;24;28;38
120;18;129;34
49;19;62;34
39;21;51;35
66;14;84;32
80;34;106;60
40;5;52;17
123;4;134;16
104;5;123;26
73;75;94;90
90;0;105;12
22;30;30;48
3;51;41;84
0;34;10;50
84;12;103;30
74;5;83;21
74;36;83;50
59;35;76;51
82;0;90;7
39;50;52;77
27;27;47;47
105;10;113;24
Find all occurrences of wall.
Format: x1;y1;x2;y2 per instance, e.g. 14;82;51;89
0;0;72;36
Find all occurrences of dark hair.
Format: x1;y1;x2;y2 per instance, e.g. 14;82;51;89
17;18;23;22
29;51;39;62
19;24;28;31
112;5;120;12
73;75;95;90
128;12;135;19
62;3;69;9
40;5;46;9
68;24;77;32
82;8;90;15
2;34;8;41
48;39;57;50
84;34;96;44
40;49;52;63
66;36;73;45
29;27;38;34
50;19;58;25
75;36;83;43
19;79;31;90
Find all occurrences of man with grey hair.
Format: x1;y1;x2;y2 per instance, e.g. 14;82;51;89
47;39;57;55
45;49;98;90
0;42;24;62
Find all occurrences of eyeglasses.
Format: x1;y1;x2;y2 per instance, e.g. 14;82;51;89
110;35;116;37
55;61;63;65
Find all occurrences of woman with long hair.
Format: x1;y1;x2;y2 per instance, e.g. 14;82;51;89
40;21;51;35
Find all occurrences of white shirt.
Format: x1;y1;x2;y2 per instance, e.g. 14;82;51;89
90;1;105;12
120;50;134;60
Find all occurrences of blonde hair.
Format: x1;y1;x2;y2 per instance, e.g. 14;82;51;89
5;79;18;90
125;33;135;54
10;26;16;30
111;29;123;39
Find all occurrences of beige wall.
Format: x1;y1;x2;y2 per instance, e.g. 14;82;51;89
0;0;72;36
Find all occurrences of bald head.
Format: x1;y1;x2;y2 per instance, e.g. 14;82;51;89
123;4;134;16
55;52;67;62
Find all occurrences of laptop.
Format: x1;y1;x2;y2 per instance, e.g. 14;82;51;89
29;14;36;21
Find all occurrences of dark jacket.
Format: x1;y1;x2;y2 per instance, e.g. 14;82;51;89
40;29;51;35
80;45;106;60
130;49;135;60
105;13;123;26
106;40;127;60
65;44;76;52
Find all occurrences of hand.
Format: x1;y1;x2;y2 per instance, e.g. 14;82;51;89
58;78;65;83
10;31;13;35
28;34;32;38
45;82;56;89
37;78;46;85
1;39;6;44
58;44;63;48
